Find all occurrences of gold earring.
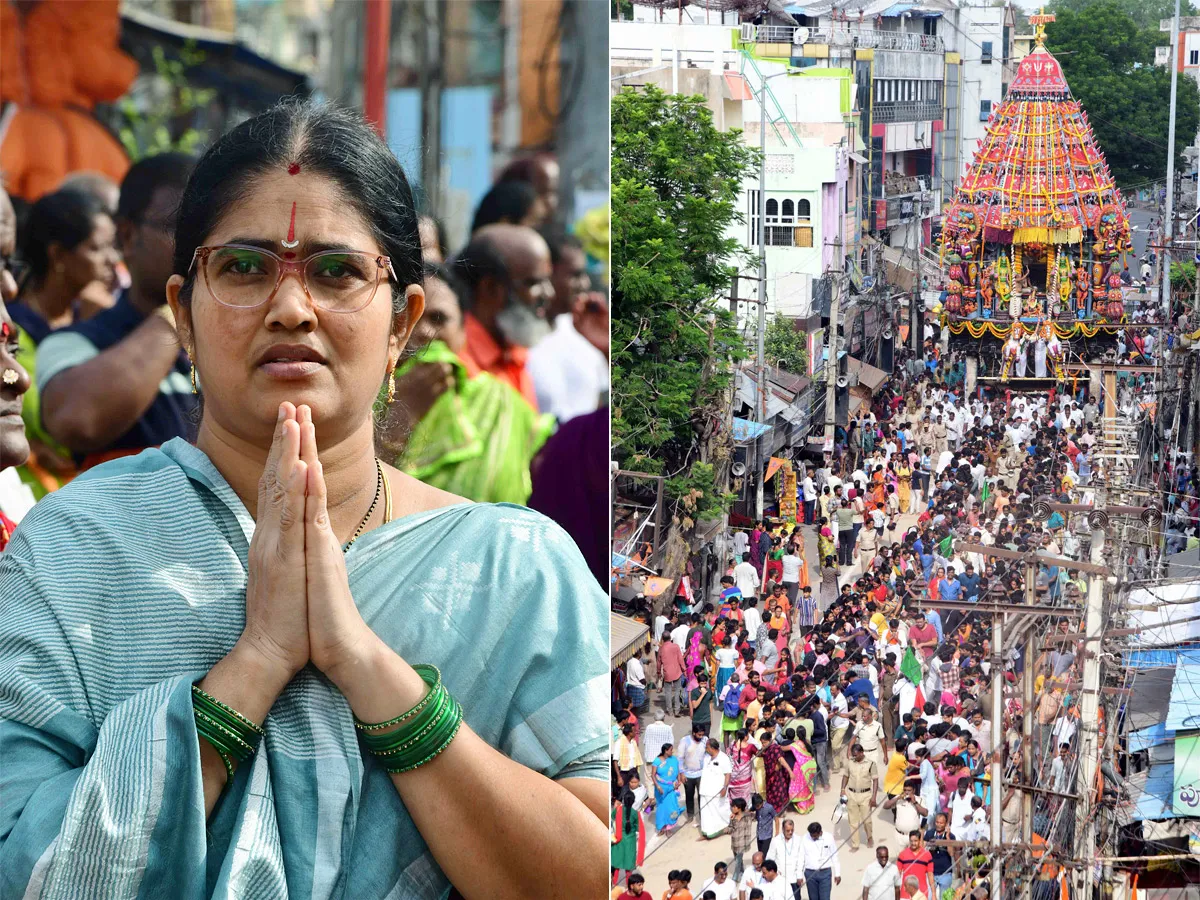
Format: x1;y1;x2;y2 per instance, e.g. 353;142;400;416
191;365;198;395
385;370;396;404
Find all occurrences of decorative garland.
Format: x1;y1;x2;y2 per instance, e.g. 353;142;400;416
945;319;1119;339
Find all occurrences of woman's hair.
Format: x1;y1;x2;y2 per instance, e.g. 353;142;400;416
172;99;422;314
660;742;673;757
21;188;107;284
469;179;537;234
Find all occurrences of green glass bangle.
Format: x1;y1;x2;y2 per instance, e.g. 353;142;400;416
360;682;450;753
382;700;464;774
367;690;452;757
377;695;462;771
353;664;442;732
194;709;255;759
193;685;265;737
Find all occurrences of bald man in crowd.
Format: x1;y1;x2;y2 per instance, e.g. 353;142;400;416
449;223;553;410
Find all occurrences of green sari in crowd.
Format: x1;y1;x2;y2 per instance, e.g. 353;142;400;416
396;341;555;505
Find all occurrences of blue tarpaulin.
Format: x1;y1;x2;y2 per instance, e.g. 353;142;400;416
732;417;773;444
1125;647;1200;669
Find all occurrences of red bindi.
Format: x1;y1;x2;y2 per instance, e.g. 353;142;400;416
283;251;297;260
287;162;301;176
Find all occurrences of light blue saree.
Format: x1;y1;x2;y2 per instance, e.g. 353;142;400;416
0;439;609;899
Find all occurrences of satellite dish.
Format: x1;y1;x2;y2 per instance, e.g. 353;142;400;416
836;375;849;388
732;462;747;477
792;27;809;45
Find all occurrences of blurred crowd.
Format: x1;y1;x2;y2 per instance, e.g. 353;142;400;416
0;150;609;582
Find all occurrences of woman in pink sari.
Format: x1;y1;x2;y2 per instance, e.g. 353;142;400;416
685;628;707;693
728;729;756;804
779;731;818;814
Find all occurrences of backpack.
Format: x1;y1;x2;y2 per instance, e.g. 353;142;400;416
723;683;744;718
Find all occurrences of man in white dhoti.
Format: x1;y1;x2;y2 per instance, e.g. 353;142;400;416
1016;342;1028;377
699;738;732;838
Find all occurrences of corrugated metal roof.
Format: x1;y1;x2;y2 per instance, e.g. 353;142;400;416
611;614;649;668
1166;664;1200;732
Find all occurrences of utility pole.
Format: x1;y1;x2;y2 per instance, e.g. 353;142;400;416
823;255;843;451
991;610;1005;848
1161;0;1181;316
419;0;444;219
1077;511;1107;898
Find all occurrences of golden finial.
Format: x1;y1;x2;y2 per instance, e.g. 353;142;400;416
1030;7;1056;45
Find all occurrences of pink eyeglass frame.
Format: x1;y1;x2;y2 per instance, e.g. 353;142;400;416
189;243;399;312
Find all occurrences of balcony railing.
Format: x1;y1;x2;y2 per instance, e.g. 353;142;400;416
740;23;944;53
883;173;931;198
873;100;943;124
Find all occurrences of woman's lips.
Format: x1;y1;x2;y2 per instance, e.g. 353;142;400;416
258;360;325;379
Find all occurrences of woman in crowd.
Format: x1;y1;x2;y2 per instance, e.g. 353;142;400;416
8;188;117;492
0;186;33;549
381;264;555;504
611;787;646;886
779;729;818;814
0;101;606;897
652;743;684;835
727;728;757;805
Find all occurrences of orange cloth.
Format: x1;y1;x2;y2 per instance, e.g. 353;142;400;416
459;313;538;411
0;0;136;199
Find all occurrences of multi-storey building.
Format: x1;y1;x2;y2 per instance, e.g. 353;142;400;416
1155;16;1200;181
611;21;863;322
737;1;953;272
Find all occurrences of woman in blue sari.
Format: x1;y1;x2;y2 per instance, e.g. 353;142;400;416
652;744;683;834
0;102;608;899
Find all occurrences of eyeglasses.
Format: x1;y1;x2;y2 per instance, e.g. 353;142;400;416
0;254;30;287
189;244;397;313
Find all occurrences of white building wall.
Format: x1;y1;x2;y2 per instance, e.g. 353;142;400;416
943;4;1007;179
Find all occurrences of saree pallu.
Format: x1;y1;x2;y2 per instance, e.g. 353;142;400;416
760;743;789;811
610;808;645;872
786;749;817;814
728;746;755;804
653;757;683;832
0;440;609;899
396;341;556;505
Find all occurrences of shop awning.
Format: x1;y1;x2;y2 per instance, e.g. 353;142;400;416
849;152;869;165
846;357;890;393
723;73;754;101
611;614;649;669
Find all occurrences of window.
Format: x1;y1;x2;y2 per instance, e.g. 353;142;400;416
766;198;779;217
794;226;814;248
767;226;794;246
980;99;992;122
781;199;795;220
1191;49;1199;66
797;198;812;219
981;41;993;64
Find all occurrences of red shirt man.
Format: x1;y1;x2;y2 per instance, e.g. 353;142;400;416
658;638;686;684
897;831;934;899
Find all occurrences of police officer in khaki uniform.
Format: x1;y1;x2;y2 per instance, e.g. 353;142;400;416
840;742;879;851
856;706;888;775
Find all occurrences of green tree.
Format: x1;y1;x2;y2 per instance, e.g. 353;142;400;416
118;43;214;162
611;86;756;566
1046;0;1200;187
764;313;808;374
